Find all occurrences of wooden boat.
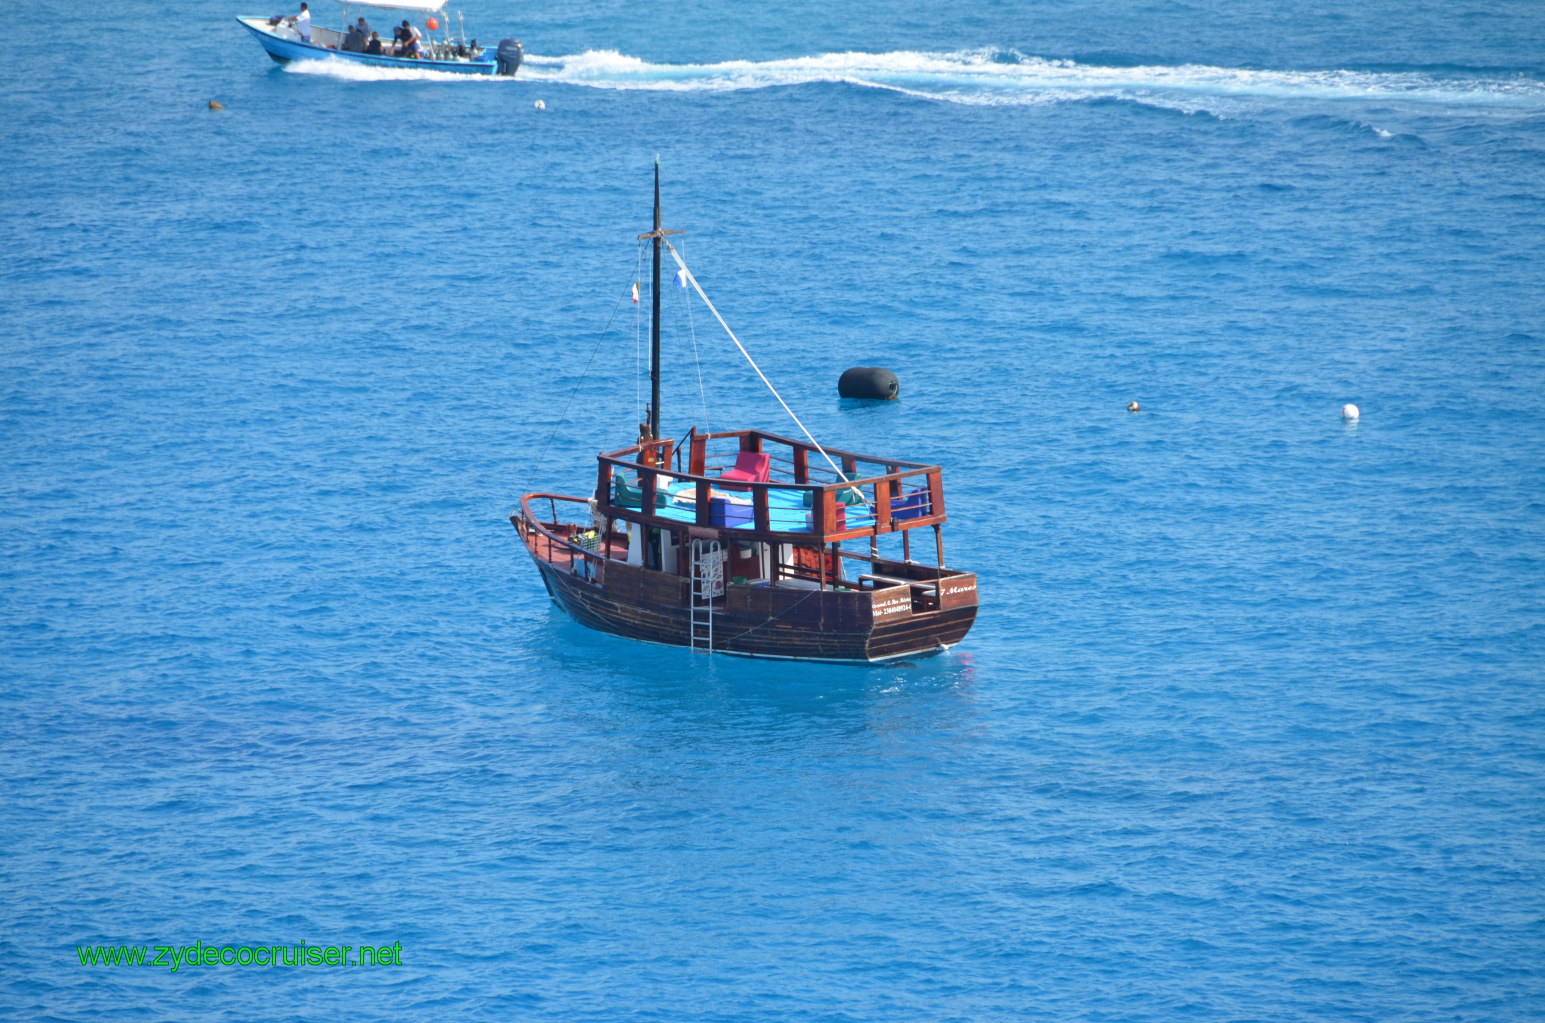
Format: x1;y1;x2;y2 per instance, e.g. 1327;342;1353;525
511;171;979;663
236;0;511;75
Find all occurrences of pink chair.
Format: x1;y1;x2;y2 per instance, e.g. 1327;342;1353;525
718;451;771;490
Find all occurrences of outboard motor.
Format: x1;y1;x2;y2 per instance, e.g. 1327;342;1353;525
496;38;524;76
838;366;900;400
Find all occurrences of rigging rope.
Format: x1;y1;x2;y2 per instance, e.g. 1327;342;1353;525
664;242;851;487
677;243;712;437
634;239;645;428
662;243;713;439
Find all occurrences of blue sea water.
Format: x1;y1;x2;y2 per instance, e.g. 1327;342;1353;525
5;0;1545;1018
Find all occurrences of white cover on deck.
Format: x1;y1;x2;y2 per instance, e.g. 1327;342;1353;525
334;0;447;13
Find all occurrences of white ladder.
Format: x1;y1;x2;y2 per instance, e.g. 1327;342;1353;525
689;539;723;654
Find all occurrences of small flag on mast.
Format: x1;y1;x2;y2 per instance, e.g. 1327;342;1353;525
631;282;640;304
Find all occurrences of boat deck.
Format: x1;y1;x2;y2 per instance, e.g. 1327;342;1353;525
642;478;877;532
598;427;942;544
536;530;629;572
519;502;969;599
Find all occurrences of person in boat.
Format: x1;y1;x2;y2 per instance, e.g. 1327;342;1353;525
285;2;311;43
341;16;372;51
392;20;422;57
364;31;384;55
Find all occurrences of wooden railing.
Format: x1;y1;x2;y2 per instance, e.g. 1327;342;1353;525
516;494;607;582
595;428;947;542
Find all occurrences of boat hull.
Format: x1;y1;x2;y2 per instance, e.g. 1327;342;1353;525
516;516;978;664
236;17;497;75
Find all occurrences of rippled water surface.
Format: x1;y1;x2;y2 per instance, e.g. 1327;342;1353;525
5;1;1545;1019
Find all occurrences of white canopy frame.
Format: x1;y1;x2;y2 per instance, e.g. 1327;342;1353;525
334;0;446;13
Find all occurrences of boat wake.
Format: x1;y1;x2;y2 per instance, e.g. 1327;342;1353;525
285;49;1545;118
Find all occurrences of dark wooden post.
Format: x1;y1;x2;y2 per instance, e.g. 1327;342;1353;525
597;461;612;511
927;470;945;521
642;468;657;510
650;166;661;442
753;482;770;534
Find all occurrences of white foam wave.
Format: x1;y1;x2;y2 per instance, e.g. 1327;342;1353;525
285;49;1545;116
283;58;490;82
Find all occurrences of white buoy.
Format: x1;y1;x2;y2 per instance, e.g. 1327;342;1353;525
534;99;545;110
1126;401;1140;413
1341;403;1360;420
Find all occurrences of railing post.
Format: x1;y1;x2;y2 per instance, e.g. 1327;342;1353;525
753;482;770;533
818;489;833;535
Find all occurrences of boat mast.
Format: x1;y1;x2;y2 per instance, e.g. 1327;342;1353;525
651;164;662;443
638;160;682;445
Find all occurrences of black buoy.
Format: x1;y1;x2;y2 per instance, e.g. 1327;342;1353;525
838;366;899;400
495;38;524;76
